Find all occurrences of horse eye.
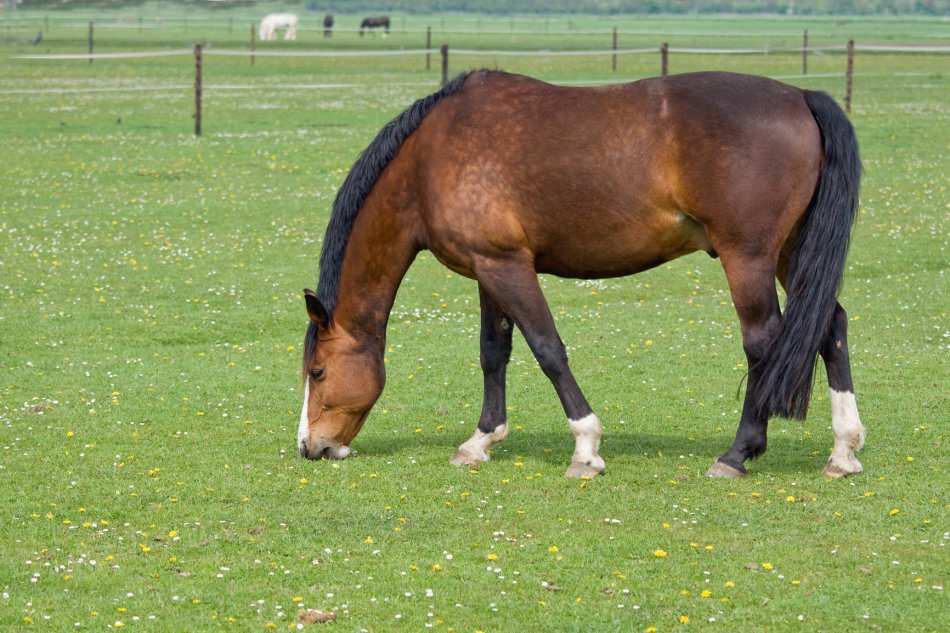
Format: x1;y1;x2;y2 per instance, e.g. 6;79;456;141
310;368;325;381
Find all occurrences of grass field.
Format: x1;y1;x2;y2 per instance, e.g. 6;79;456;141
1;7;947;632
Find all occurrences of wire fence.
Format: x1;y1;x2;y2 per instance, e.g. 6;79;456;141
9;39;948;135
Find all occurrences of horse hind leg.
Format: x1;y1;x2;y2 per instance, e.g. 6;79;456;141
820;302;866;478
450;284;514;467
708;258;782;478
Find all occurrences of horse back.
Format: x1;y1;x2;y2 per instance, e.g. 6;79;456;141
402;71;821;278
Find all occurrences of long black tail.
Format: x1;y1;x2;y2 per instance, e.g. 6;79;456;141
751;90;861;420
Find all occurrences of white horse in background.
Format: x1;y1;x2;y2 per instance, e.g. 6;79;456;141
259;13;298;41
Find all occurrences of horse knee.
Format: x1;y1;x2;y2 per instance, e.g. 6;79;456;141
532;338;568;378
481;340;511;373
741;312;781;364
821;304;849;357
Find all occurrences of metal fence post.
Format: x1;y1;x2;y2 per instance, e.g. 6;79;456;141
845;39;854;113
194;44;202;137
440;44;449;86
802;29;808;75
612;27;618;72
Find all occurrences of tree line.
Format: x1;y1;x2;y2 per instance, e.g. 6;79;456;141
17;0;949;16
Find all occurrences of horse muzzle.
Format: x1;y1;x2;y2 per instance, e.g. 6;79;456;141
299;439;351;460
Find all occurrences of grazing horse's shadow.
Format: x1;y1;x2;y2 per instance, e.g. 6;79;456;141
355;427;820;476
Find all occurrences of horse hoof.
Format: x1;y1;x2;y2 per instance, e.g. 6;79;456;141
823;457;862;479
564;458;605;478
449;450;487;467
706;461;746;478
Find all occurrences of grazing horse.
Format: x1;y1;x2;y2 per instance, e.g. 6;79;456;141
259;13;298;41
298;70;864;480
323;14;334;38
359;16;390;36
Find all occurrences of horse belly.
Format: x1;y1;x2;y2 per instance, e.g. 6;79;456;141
532;208;710;278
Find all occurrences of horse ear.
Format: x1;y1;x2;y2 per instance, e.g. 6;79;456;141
303;289;329;328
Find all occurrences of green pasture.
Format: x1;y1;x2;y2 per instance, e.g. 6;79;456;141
0;9;947;632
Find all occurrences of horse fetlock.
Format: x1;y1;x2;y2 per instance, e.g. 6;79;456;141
564;414;605;477
450;423;508;467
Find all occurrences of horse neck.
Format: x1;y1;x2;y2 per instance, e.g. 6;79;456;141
331;195;419;351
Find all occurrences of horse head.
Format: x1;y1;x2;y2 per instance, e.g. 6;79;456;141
297;289;383;459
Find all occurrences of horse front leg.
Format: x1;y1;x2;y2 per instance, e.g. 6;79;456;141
450;284;514;467
474;258;605;478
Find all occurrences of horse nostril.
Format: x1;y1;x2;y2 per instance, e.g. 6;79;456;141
316;445;332;459
298;441;309;458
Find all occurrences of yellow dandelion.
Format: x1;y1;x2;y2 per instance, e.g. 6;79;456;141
761;562;773;570
654;549;667;558
548;546;559;553
486;553;498;561
679;615;689;624
889;508;900;516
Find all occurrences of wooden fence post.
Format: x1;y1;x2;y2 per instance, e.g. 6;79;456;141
88;22;93;63
612;27;618;72
661;42;668;76
802;29;808;75
845;39;854;113
250;23;256;65
426;26;431;70
440;44;449;86
194;44;202;137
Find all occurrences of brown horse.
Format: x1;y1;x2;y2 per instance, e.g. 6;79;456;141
359;16;390;36
299;70;865;479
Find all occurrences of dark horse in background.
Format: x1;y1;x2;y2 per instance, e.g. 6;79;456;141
359;16;390;36
298;70;865;480
323;14;333;38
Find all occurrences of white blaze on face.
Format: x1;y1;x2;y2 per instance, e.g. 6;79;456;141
569;413;604;470
828;388;865;472
297;381;310;450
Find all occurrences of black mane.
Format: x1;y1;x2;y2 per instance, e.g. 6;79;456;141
305;70;484;373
